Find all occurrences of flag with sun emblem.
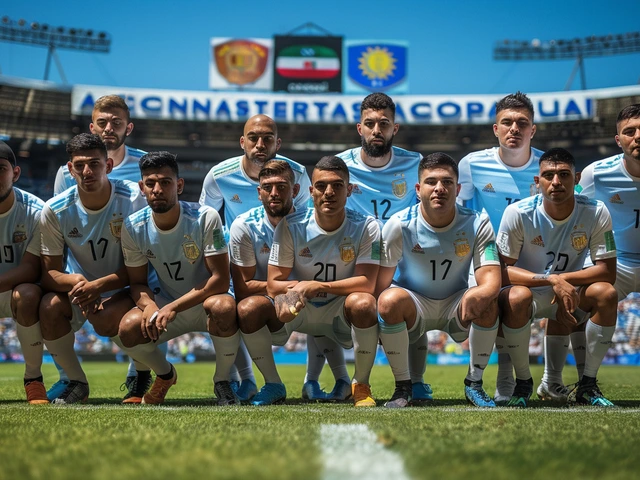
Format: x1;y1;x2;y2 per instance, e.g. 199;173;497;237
345;40;408;93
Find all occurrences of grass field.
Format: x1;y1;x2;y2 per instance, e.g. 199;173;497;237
1;362;640;480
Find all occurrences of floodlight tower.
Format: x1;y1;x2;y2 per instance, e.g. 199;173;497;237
0;16;111;82
493;31;640;90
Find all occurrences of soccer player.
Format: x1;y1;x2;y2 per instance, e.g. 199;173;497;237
39;133;150;404
50;94;152;402
267;155;381;407
497;148;618;407
377;152;501;408
457;92;567;404
579;104;640;303
229;160;307;405
335;92;432;403
0;141;47;404
118;151;240;405
199;114;311;401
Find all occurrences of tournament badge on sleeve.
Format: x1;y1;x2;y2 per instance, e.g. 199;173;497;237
182;235;201;264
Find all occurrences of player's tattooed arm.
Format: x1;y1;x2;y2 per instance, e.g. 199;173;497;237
274;290;305;323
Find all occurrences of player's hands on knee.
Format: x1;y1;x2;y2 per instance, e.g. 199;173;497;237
291;280;323;299
155;306;177;334
274;290;306;323
549;276;579;313
70;279;102;315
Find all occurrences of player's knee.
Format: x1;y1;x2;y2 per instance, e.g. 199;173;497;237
38;293;68;338
11;283;43;326
206;295;238;333
500;285;532;310
236;297;265;334
345;292;376;328
468;297;498;328
118;311;144;348
377;289;400;318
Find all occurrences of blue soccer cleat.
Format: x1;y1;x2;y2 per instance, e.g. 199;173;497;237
251;383;287;406
464;380;496;408
572;376;616;408
411;382;434;405
236;379;258;402
301;380;328;401
47;379;70;401
326;379;352;402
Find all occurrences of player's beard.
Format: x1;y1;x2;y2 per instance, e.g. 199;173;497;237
361;134;393;158
149;198;176;214
102;132;125;151
0;184;13;204
265;197;293;218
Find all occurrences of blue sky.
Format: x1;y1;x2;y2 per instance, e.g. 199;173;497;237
1;0;639;95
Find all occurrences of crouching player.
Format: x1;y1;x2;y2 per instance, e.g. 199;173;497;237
267;156;381;407
118;151;240;405
377;152;501;408
497;148;618;407
0;141;47;403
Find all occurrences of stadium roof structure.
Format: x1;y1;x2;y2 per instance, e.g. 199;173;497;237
1;75;639;201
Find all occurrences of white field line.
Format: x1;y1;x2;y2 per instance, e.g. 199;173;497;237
320;424;410;480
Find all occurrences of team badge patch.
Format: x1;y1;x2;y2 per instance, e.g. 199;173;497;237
109;217;123;240
454;238;471;258
12;225;27;243
214;40;269;85
340;243;356;263
183;236;201;264
391;179;407;198
570;232;588;252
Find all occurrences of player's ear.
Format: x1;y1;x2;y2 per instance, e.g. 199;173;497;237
125;122;134;137
456;183;461;196
615;135;622;148
531;124;537;139
346;183;353;197
275;137;282;152
534;175;540;188
575;172;581;185
177;178;185;195
393;123;399;135
138;179;145;195
89;123;96;134
292;183;300;198
493;124;499;137
105;157;114;174
12;165;21;183
356;122;363;136
239;135;245;150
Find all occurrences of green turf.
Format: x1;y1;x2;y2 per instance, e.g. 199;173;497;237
1;362;639;480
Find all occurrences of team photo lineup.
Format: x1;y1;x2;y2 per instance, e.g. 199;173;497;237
3;90;640;409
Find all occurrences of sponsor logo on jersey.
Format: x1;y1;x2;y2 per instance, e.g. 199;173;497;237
145;249;156;259
570;231;588;252
182;235;201;263
482;183;496;193
260;242;270;255
351;184;362;195
609;193;623;204
339;243;356;263
454;238;470;257
298;246;312;258
531;235;545;247
109;217;123;240
411;243;424;254
230;194;242;203
392;178;407;198
12;225;27;243
67;227;83;238
214;40;269;86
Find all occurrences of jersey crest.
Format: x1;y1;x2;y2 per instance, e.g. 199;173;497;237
109;218;123;240
570;231;588;252
12;226;27;243
392;178;407;198
339;242;356;263
182;235;201;263
454;238;471;258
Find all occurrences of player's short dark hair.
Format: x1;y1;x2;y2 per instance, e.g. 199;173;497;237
616;104;640;126
539;147;575;168
495;91;534;122
139;151;180;177
418;152;458;179
93;95;131;123
360;92;396;120
313;155;350;182
66;133;107;161
259;160;295;185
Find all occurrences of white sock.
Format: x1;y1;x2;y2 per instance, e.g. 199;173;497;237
378;315;410;382
314;336;349;383
234;339;255;382
409;334;428;384
304;335;325;383
570;331;587;380
583;320;615;379
542;335;569;385
128;343;166;376
211;331;241;383
115;337;172;377
351;324;379;385
15;323;43;380
466;319;498;383
44;332;87;383
502;322;532;380
53;358;70;382
242;326;281;384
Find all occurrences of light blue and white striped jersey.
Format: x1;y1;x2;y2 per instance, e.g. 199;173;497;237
336;146;421;222
497;194;616;278
579;154;640;266
269;208;381;306
0;188;44;277
458;147;543;231
229;206;308;281
382;204;499;300
53;145;146;195
121;201;228;301
199;154;311;227
41;180;146;285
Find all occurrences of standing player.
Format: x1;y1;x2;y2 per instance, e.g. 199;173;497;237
334;92;431;403
50;94;152;403
230;160;306;405
457;92;566;404
579;104;640;304
39;133;151;404
267;156;381;407
377;153;501;408
200;114;311;401
118;151;239;405
0;142;47;404
497;148;618;407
